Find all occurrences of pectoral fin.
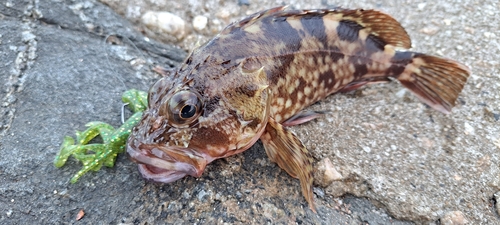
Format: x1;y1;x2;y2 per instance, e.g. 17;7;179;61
260;117;316;212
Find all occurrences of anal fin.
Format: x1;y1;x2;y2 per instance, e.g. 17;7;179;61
260;117;316;212
339;77;392;93
282;110;329;127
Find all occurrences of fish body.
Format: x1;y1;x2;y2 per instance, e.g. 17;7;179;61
127;7;469;211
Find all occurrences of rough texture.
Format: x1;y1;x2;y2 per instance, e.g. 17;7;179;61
0;0;499;224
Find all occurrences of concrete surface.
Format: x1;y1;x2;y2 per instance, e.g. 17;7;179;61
0;0;499;224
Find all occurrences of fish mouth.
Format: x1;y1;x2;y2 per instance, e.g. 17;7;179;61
126;138;208;183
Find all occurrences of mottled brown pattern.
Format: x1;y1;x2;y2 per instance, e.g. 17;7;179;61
191;127;229;149
127;6;469;212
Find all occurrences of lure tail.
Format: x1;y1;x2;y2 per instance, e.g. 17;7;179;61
392;52;470;113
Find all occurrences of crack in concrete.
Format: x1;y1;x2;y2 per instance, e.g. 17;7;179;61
0;0;39;137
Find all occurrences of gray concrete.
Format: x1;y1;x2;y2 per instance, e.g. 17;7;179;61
1;0;498;224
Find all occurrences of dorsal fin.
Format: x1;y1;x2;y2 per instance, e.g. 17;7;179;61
219;6;288;35
280;8;412;49
221;7;412;49
337;9;412;49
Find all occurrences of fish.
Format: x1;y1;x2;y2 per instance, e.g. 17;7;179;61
126;6;470;212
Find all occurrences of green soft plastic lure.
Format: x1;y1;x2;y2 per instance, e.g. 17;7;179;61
54;89;147;183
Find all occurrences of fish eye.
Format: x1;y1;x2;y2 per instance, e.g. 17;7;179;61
180;104;197;119
165;90;203;126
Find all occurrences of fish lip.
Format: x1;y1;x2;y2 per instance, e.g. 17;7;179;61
126;138;208;183
137;164;188;183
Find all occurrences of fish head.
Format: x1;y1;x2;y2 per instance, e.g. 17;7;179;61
127;60;270;183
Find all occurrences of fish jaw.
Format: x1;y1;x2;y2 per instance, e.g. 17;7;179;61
126;108;213;182
137;165;188;183
126;120;267;183
127;135;213;182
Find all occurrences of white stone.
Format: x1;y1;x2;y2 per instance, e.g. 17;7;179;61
441;211;467;225
314;158;342;187
192;15;208;31
141;11;186;40
417;3;426;10
464;122;475;135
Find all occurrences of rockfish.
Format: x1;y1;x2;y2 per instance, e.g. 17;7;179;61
127;6;469;211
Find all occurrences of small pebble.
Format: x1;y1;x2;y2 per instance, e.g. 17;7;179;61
5;95;16;105
141;11;186;40
463;122;474;135
182;190;190;199
420;26;439;35
417;3;426;10
464;27;475;34
313;187;325;198
197;189;207;201
314;158;342;187
483;31;495;38
441;211;467;225
193;15;208;31
443;19;452;25
495;192;500;214
493;138;500;149
76;209;85;221
217;10;231;20
21;31;36;42
238;0;250;6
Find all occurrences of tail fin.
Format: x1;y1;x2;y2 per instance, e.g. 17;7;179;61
395;52;470;114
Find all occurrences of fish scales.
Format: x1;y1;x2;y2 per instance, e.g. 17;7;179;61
127;7;470;212
184;8;413;123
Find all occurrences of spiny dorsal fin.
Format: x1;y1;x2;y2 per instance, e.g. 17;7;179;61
223;7;412;49
337;9;412;49
220;6;288;35
281;8;411;49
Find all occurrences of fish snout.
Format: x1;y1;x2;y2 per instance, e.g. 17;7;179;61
126;135;208;183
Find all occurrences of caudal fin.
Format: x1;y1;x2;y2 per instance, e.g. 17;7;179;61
395;53;470;114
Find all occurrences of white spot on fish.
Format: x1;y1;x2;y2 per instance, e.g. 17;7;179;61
285;99;292;108
304;86;312;96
